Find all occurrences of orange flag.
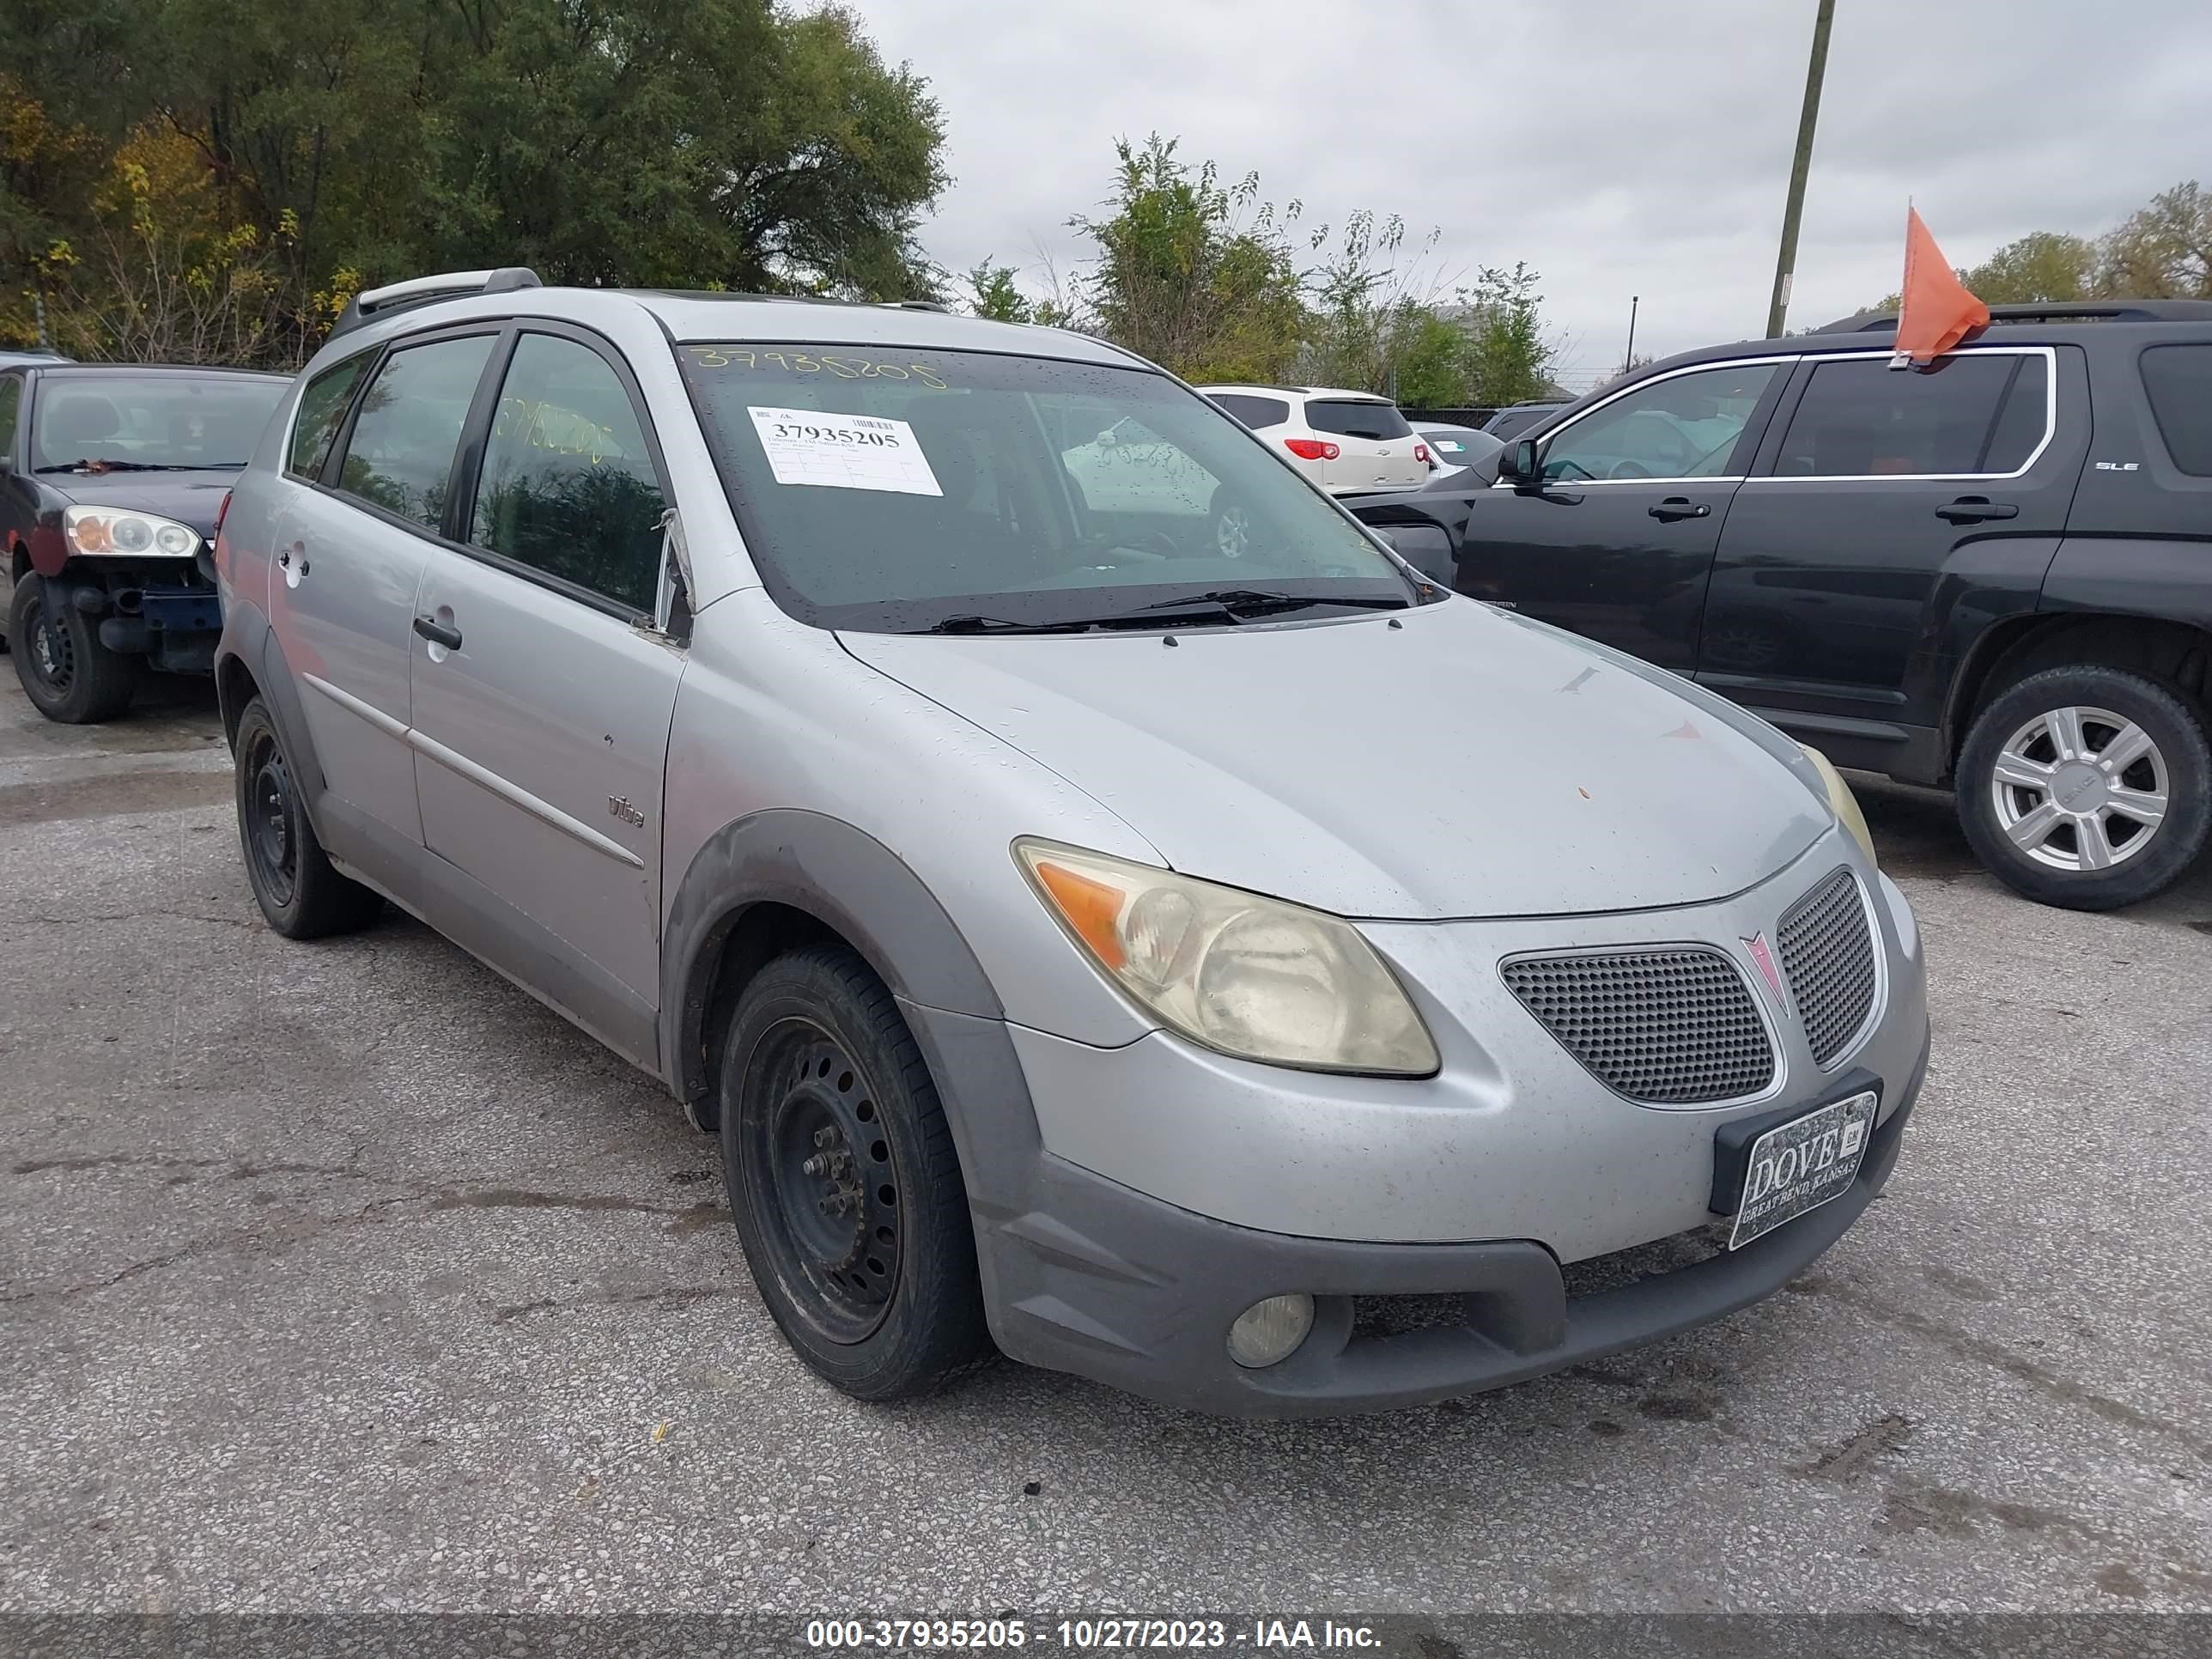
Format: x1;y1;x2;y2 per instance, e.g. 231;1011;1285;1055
1893;207;1990;364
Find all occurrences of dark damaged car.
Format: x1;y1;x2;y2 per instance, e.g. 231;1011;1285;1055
3;362;288;722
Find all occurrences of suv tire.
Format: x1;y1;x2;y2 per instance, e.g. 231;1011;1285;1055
9;575;135;724
233;697;385;938
720;943;993;1400
1957;665;2211;910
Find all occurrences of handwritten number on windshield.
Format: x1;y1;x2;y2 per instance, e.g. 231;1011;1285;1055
686;347;948;391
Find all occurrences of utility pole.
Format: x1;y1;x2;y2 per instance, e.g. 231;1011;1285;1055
1765;0;1836;338
1622;295;1639;378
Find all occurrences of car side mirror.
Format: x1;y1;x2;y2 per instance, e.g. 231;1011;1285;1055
1498;438;1540;484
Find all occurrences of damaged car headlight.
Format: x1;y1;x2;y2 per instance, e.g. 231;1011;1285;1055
1800;744;1877;867
64;505;201;557
1015;839;1439;1076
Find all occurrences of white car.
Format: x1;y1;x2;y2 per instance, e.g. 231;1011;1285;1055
1202;385;1430;495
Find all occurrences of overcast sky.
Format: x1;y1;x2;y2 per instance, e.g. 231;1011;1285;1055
861;0;2212;390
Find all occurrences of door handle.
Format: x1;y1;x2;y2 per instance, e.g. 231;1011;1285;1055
277;541;308;574
412;614;463;651
1648;497;1711;521
1936;496;2019;524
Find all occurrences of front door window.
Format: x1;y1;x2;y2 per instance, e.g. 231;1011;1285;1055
1539;362;1784;483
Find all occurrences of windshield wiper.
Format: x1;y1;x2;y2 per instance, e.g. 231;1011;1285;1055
1139;587;1411;617
917;604;1249;635
33;460;242;474
920;614;1103;635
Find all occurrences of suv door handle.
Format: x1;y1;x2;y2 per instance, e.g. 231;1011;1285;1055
1648;497;1711;521
1936;496;2019;523
412;615;463;650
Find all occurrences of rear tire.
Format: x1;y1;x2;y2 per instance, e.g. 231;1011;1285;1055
9;574;135;723
720;943;992;1401
233;697;385;938
1956;664;2210;910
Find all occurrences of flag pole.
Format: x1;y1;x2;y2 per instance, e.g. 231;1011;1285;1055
1765;0;1837;337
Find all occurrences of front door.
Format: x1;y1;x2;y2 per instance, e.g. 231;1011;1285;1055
1455;359;1791;672
407;328;680;1051
1700;346;2083;738
269;331;501;845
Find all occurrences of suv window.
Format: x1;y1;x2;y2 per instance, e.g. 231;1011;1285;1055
1305;398;1412;441
289;353;371;479
334;335;497;531
2140;344;2212;476
1208;393;1290;428
1771;351;2048;478
1540;362;1781;483
0;374;20;460
469;333;666;611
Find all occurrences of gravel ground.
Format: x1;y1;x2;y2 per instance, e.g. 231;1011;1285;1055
1;668;2208;1616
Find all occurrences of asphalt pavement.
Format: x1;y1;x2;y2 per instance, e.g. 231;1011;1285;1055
1;667;2208;1615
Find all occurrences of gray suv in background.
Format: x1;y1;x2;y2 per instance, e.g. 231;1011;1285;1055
213;270;1929;1416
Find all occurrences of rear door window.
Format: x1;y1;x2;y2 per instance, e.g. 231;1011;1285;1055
1771;351;2049;478
2139;344;2212;476
1207;392;1290;428
0;374;20;462
332;335;498;531
1305;399;1412;441
289;353;371;480
468;332;667;611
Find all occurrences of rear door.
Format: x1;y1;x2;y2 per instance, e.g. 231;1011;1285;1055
269;330;500;848
1701;345;2083;752
1454;358;1791;672
407;325;681;1054
1305;398;1425;493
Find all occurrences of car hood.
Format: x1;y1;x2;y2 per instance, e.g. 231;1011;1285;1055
839;599;1832;920
47;471;237;537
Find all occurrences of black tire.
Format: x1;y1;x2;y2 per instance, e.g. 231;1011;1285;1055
8;574;135;723
720;943;992;1401
233;697;384;938
1956;665;2211;910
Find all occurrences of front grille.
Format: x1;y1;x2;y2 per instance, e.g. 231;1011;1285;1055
1502;948;1774;1104
1778;869;1878;1066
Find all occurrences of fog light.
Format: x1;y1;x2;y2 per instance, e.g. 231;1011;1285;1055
1226;1293;1315;1369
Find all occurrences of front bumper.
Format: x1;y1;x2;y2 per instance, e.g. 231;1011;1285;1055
911;831;1930;1417
957;1032;1923;1417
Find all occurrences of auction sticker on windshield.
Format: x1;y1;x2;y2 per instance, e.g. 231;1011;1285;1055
747;407;942;495
1728;1089;1876;1249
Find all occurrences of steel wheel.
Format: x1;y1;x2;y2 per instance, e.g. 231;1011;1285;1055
742;1017;902;1344
21;590;74;696
242;726;300;907
1989;703;2168;872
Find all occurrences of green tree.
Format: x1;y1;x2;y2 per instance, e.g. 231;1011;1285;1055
2099;181;2211;299
1461;263;1554;406
965;259;1033;322
1067;133;1306;382
1;0;951;362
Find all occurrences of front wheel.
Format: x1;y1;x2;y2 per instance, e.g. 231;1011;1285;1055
9;574;135;723
1956;665;2211;910
720;943;992;1400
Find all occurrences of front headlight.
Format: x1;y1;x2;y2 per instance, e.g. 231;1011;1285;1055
1014;839;1439;1076
1801;744;1876;866
64;505;202;558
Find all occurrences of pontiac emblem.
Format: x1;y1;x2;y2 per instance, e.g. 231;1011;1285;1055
1742;933;1785;1000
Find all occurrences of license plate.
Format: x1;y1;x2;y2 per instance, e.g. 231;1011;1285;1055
1728;1090;1877;1249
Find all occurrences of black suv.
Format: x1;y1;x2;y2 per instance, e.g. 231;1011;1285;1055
1350;301;2212;909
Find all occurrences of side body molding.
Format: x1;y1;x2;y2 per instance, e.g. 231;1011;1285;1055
659;809;1009;1114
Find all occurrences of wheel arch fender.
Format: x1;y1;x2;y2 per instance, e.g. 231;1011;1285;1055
660;809;1016;1127
216;599;335;836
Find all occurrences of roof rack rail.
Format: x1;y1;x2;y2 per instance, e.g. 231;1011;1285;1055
881;300;951;313
328;267;544;340
1817;299;2212;334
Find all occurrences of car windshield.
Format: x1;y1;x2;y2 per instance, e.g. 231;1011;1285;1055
678;344;1417;632
29;374;285;471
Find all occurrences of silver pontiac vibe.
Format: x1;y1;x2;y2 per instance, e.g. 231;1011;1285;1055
213;272;1930;1417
